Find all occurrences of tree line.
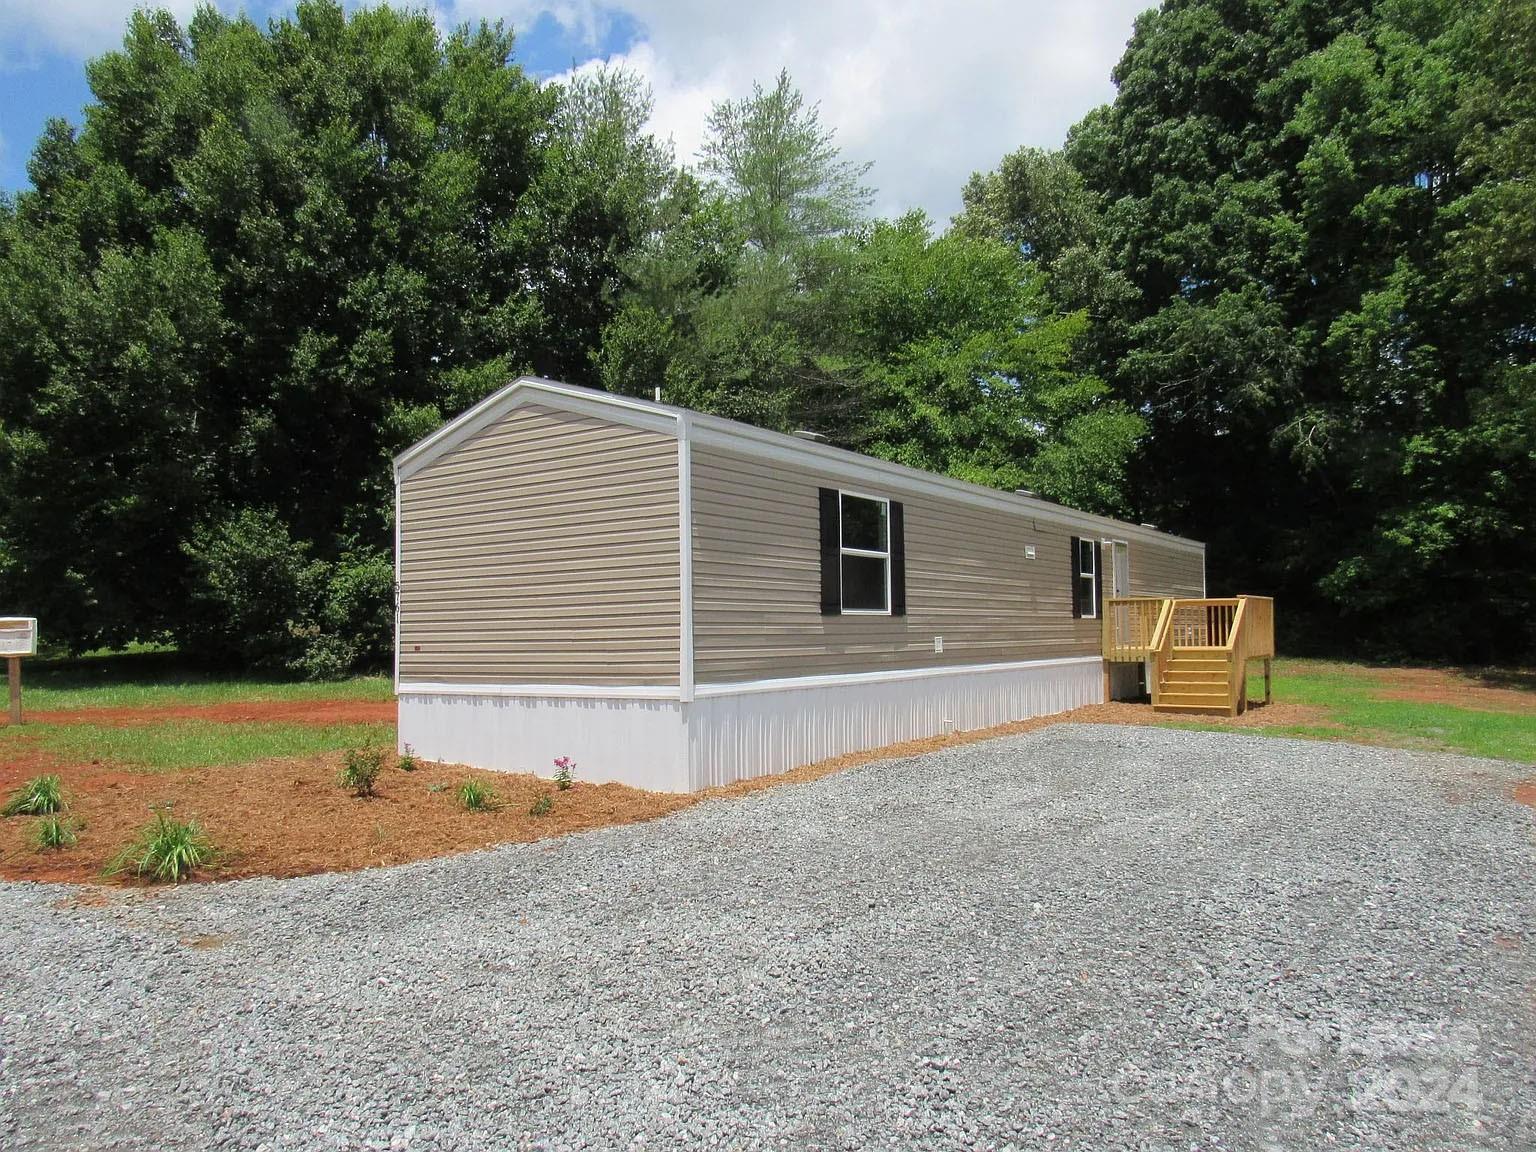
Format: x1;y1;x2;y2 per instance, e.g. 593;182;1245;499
0;0;1530;672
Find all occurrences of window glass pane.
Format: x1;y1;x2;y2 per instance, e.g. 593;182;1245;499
1078;538;1095;575
842;554;889;612
841;495;887;552
1078;575;1096;613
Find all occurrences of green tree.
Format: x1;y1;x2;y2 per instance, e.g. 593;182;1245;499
699;69;872;254
0;2;672;667
998;0;1536;660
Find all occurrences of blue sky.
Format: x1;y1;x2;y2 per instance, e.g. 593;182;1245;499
0;3;643;193
0;1;1149;222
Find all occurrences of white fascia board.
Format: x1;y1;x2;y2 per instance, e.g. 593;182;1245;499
393;376;680;482
687;417;1204;555
692;655;1103;698
397;681;682;700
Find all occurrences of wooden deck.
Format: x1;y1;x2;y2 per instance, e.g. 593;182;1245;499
1102;596;1275;716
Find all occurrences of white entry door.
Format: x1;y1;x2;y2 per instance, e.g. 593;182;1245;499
1107;539;1130;598
1105;540;1138;699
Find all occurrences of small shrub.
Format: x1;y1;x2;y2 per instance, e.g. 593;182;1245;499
32;814;79;851
529;791;553;817
457;779;496;812
553;756;575;791
288;631;357;682
397;745;419;772
339;747;386;797
3;774;66;817
109;813;213;883
426;782;447;794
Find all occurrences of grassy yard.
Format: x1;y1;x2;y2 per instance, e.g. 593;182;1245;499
2;651;392;771
2;720;395;772
1222;658;1536;762
16;648;390;712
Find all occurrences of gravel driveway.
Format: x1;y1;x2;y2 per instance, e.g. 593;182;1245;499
2;724;1533;1151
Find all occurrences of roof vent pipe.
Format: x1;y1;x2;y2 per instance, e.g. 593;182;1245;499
1139;523;1158;530
1015;488;1038;498
792;430;829;444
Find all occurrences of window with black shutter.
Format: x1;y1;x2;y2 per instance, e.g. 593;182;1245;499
1071;535;1098;620
819;489;905;616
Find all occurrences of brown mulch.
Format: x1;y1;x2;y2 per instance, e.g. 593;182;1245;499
0;686;1472;888
0;695;1313;888
0;750;694;886
10;699;395;728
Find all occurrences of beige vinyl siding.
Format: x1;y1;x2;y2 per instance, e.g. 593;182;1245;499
691;445;1116;682
1128;539;1205;598
399;403;680;686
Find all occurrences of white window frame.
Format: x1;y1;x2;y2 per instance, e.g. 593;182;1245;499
1077;537;1098;620
839;490;892;616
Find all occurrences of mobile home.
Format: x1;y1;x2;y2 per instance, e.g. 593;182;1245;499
393;376;1209;792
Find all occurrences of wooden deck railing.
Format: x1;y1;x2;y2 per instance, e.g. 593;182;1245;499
1102;597;1168;661
1104;594;1276;714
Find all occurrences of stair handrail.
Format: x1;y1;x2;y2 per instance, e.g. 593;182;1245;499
1148;597;1175;708
1223;596;1250;713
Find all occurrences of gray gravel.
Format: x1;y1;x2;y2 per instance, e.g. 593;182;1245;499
1;724;1533;1151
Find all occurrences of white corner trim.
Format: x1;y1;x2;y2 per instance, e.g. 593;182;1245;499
392;474;402;695
396;682;682;701
692;655;1103;699
677;412;695;704
393;376;680;482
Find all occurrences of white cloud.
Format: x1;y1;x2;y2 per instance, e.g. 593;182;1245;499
533;0;1147;225
0;0;204;61
0;0;1146;222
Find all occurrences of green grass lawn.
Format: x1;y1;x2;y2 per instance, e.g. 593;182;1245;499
1;649;393;772
0;720;395;772
1217;659;1536;763
15;648;390;712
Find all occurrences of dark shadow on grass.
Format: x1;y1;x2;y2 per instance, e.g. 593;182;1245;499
1464;666;1536;693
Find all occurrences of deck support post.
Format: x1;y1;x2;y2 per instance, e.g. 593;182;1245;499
1263;658;1272;705
7;656;20;726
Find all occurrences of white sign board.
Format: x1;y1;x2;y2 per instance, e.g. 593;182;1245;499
0;618;37;657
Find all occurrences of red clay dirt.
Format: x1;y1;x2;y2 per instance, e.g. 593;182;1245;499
10;698;395;728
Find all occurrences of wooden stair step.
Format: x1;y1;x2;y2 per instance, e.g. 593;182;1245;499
1155;691;1228;709
1154;702;1236;715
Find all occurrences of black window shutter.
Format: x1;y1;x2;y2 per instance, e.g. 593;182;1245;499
819;488;841;615
1069;535;1082;618
1094;540;1105;617
889;501;906;616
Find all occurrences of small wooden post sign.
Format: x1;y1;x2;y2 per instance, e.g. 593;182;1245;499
0;617;37;725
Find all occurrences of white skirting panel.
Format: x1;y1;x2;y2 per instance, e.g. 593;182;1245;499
397;657;1103;794
685;656;1103;790
397;693;689;793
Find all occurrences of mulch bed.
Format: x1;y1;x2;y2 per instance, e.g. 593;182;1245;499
0;750;694;885
0;673;1505;887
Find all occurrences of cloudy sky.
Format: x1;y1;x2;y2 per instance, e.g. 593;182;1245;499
0;0;1150;223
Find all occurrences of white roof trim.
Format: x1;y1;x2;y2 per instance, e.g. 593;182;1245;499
393;376;1203;553
393;376;681;482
